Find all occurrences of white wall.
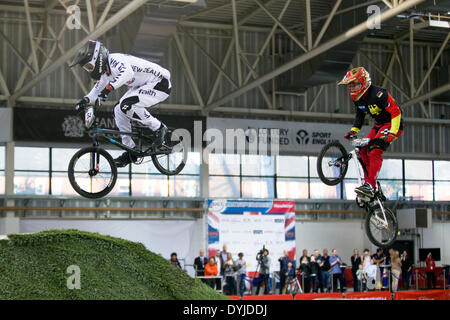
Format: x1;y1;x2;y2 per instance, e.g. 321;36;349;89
294;220;368;265
422;221;450;265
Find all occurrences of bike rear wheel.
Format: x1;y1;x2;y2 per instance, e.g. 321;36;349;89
68;147;117;199
317;141;349;186
365;207;398;248
152;129;188;176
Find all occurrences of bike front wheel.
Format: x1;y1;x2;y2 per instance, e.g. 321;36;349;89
365;207;398;248
152;129;188;176
68;147;117;199
317;141;349;185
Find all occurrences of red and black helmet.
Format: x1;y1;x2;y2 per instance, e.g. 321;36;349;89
338;67;372;101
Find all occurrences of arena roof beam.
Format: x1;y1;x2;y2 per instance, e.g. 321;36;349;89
10;0;149;102
173;32;205;107
0;29;36;75
232;0;243;86
243;0;292;86
415;32;450;96
313;0;342;48
402;83;450;108
205;0;426;111
23;0;39;73
96;0;115;28
254;0;308;53
0;69;10;96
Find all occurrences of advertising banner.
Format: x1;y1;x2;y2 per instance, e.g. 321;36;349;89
394;290;449;300
345;291;393;300
14;107;205;146
207;117;368;155
207;199;296;274
294;292;344;300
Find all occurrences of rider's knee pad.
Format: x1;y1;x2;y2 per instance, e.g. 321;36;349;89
368;138;388;152
119;96;140;114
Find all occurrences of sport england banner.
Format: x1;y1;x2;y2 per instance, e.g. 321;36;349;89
207;199;296;273
207;117;369;155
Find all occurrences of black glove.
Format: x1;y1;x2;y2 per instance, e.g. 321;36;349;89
344;130;357;140
98;84;113;101
75;97;89;110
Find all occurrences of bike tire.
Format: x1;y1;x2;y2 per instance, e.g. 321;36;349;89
317;141;349;186
152;129;188;176
68;147;117;199
365;207;398;248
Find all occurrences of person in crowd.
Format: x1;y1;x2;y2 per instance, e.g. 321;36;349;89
214;249;223;291
313;249;322;291
372;248;386;270
366;257;378;291
282;261;296;294
224;252;237;295
372;248;386;288
278;250;291;294
425;252;436;289
255;248;271;295
318;248;331;292
300;249;310;264
329;249;345;292
356;264;368;292
235;252;247;298
299;256;311;293
309;255;320;293
400;250;412;290
170;252;181;268
204;257;219;289
220;245;228;275
351;249;362;292
362;249;371;271
194;249;208;282
390;250;402;292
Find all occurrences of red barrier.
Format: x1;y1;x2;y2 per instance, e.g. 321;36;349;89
345;291;393;300
294;292;343;300
412;267;445;289
227;295;241;300
242;294;293;300
394;290;449;300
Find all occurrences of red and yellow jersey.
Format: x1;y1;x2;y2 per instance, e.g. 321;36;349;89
351;85;403;135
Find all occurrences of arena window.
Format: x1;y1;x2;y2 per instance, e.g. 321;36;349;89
404;160;433;201
433;160;450;201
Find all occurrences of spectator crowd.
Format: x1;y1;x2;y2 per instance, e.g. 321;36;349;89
168;245;439;296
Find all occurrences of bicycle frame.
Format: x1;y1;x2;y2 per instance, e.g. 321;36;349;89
351;145;389;228
89;127;165;157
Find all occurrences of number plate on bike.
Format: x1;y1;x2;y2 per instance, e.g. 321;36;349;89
351;138;370;147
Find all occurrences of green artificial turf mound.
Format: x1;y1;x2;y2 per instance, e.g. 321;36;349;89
0;229;228;300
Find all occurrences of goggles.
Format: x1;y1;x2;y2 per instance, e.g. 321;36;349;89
82;41;101;73
82;62;95;72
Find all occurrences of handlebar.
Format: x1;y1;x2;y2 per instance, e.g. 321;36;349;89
350;137;371;147
82;99;100;129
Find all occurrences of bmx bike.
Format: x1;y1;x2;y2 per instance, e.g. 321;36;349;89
67;105;188;199
316;137;398;248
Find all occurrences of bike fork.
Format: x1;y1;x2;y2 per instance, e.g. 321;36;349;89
351;150;363;186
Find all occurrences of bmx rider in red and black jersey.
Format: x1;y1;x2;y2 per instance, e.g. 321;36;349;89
338;67;404;198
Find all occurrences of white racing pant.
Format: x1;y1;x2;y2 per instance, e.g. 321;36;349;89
114;80;170;148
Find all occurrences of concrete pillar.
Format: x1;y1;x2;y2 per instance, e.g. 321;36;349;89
1;140;19;234
199;147;209;252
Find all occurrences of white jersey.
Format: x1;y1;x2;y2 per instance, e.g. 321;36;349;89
85;53;171;102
